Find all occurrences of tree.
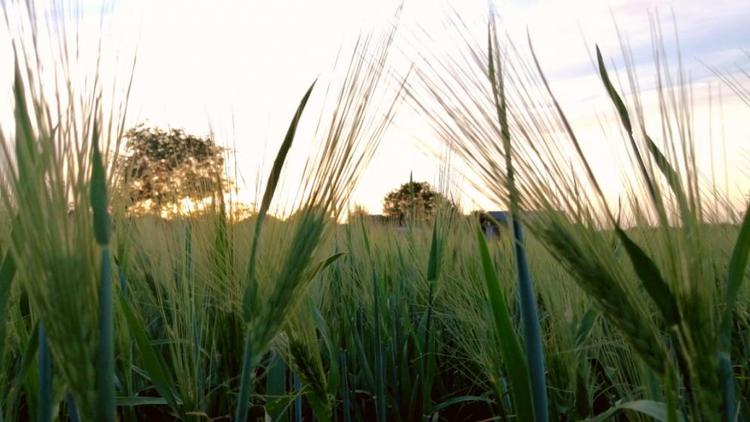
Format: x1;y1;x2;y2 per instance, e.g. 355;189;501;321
382;181;453;224
120;125;228;215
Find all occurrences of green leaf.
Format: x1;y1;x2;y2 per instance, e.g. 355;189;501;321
257;80;316;219
575;308;598;346
718;204;750;419
306;253;345;285
91;121;114;422
310;303;340;395
13;58;37;184
339;351;352;422
90;125;111;246
491;25;547;420
115;397;170;407
426;219;441;281
718;352;737;422
596;46;659;204
588;399;685;422
574;365;591;419
95;247;115;422
721;202;750;349
372;270;386;422
236;81;317;422
37;324;53;422
595;46;632;135
430;395;493;414
265;352;288;421
0;250;17;366
7;321;39;414
476;227;535;421
242;80;316;322
119;294;180;415
643;134;691;220
615;227;680;326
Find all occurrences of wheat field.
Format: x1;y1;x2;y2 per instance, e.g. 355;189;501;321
0;1;749;421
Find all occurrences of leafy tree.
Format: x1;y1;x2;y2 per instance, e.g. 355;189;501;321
382;181;452;224
120;125;228;214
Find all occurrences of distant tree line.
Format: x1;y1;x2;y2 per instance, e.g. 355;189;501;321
117;125;505;228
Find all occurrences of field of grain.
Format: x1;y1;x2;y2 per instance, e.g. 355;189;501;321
0;1;749;421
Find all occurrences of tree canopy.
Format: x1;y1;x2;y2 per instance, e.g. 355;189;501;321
120;125;228;215
382;181;453;224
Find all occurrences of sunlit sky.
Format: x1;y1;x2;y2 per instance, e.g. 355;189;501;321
2;0;750;214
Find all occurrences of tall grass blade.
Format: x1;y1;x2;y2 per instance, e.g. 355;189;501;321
340;350;351;422
589;399;685;422
595;46;658;203
372;269;386;422
719;203;750;420
37;323;53;422
115;397;168;407
595;47;632;135
596;47;692;222
236;335;254;422
643;133;691;217
242;81;317;319
422;219;442;416
118;295;180;414
95;245;115;419
236;81;316;422
721;203;750;348
293;375;302;422
13;59;37;185
91;131;111;246
266;352;287;421
614;227;681;326
91;128;115;422
431;395;494;415
6;321;39;422
575;308;598;345
476;227;534;421
426;219;441;281
718;352;737;422
510;220;548;420
0;59;28;376
0;251;16;366
488;22;547;420
65;393;81;422
95;247;114;422
308;253;345;281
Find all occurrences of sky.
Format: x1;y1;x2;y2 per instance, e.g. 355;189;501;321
1;0;749;215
